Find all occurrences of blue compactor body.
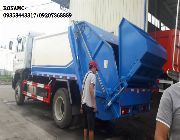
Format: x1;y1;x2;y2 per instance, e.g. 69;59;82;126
13;18;167;128
68;18;167;120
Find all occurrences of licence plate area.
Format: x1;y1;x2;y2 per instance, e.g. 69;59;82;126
119;89;151;106
120;104;150;116
118;89;151;116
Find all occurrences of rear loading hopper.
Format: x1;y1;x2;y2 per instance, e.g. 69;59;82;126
69;18;167;120
119;18;167;87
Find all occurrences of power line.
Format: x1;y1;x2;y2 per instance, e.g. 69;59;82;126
25;2;53;9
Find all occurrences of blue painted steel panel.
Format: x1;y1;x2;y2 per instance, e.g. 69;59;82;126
32;19;167;121
95;91;151;120
68;21;120;94
68;20;167;120
68;21;122;120
31;61;76;76
119;18;167;87
119;92;151;106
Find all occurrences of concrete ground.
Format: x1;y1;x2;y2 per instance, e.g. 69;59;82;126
0;85;159;140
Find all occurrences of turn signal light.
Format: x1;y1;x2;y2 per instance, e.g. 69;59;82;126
121;108;130;115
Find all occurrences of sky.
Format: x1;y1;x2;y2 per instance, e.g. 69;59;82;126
0;0;69;44
0;0;70;71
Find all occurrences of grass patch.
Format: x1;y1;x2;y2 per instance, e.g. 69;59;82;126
0;75;12;83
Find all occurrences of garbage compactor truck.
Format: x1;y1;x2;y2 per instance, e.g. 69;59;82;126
12;18;167;128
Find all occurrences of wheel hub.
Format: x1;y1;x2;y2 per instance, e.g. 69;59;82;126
55;97;65;121
15;85;20;101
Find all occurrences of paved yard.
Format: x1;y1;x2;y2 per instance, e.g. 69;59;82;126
0;85;159;140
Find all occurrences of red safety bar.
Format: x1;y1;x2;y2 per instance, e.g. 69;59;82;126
22;80;52;104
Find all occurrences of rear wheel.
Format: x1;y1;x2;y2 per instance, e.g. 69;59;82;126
15;81;25;105
53;88;72;128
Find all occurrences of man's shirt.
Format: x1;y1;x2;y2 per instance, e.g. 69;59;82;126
156;82;180;140
82;71;96;108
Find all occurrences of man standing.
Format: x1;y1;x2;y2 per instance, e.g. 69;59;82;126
154;82;180;140
81;61;98;140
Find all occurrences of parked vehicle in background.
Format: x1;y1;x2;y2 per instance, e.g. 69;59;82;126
150;30;180;93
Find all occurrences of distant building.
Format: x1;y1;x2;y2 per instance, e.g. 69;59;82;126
0;69;5;75
52;0;148;35
0;43;15;76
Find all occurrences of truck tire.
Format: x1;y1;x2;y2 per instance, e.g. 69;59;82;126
15;81;25;105
53;88;72;128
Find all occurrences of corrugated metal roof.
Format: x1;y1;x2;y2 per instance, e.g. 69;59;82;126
164;0;179;25
149;0;179;29
70;0;146;35
52;0;179;29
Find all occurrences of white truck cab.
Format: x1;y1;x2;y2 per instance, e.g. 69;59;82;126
12;32;39;89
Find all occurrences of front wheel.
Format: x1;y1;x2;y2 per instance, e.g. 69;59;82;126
53;88;72;128
15;81;25;105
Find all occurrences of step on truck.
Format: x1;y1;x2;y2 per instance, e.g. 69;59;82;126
12;18;167;128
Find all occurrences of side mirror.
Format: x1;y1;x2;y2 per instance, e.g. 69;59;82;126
9;41;13;50
17;36;22;44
